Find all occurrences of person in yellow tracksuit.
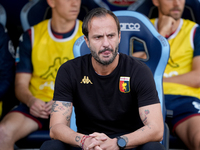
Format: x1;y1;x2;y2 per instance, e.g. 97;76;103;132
150;0;200;148
132;0;200;149
0;0;83;149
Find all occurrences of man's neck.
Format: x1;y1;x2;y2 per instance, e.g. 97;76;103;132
51;17;76;33
92;54;119;76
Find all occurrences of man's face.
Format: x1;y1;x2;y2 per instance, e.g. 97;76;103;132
52;0;81;21
84;14;121;66
157;0;185;20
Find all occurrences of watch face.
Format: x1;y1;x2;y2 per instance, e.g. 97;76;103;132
118;137;126;148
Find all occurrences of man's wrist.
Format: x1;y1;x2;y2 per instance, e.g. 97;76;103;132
80;135;89;150
27;96;36;107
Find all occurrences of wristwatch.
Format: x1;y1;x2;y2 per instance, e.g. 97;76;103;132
116;136;126;150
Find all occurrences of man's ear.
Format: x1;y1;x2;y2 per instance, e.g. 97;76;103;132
152;0;159;7
84;36;90;48
47;0;55;8
118;31;121;44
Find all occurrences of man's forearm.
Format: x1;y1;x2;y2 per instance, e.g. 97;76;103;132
163;70;200;88
15;84;35;107
50;124;84;148
123;124;163;149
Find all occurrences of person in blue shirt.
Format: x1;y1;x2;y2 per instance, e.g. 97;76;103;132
0;23;15;119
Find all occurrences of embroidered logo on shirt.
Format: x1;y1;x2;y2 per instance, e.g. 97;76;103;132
119;76;130;93
40;57;69;79
80;76;93;84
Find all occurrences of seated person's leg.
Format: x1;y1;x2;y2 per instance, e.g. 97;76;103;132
175;115;200;149
0;103;44;150
166;95;200;150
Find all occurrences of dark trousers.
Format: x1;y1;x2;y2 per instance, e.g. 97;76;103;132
40;139;165;150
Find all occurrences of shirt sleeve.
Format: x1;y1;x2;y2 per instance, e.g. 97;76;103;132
16;28;33;73
53;62;73;102
134;64;160;107
193;25;200;57
0;24;15;98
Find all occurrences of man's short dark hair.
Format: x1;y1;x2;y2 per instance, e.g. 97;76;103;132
82;7;120;39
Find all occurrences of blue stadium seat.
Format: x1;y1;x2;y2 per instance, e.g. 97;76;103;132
127;0;200;25
73;10;170;149
0;0;29;49
20;0;50;32
20;0;99;32
0;3;6;27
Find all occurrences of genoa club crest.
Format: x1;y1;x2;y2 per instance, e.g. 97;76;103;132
119;76;130;93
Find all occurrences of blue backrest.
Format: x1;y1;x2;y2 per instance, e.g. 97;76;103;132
20;0;49;31
116;11;169;115
0;3;6;27
70;107;77;131
128;0;200;24
73;10;170;147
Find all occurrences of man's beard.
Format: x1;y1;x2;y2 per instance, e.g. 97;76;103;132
161;7;183;21
90;45;119;66
170;9;182;21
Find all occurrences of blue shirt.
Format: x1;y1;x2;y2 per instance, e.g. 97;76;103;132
0;24;15;99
